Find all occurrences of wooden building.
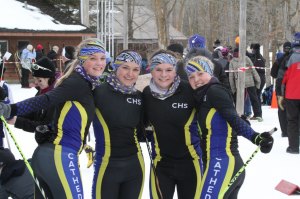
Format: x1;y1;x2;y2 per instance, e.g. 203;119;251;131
0;0;95;83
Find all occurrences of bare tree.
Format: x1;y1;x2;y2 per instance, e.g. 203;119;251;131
152;0;177;48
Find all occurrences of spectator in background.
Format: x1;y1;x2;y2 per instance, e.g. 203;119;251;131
62;45;75;73
249;43;266;120
185;34;230;89
21;44;36;88
271;41;291;137
35;44;45;61
47;45;59;68
167;43;187;81
212;39;223;59
279;32;300;154
0;147;34;199
229;48;262;121
139;51;149;75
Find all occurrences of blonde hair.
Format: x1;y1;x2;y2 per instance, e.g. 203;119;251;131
55;38;103;87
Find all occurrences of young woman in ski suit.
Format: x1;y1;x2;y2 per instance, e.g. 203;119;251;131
0;38;106;199
142;50;203;199
185;55;274;199
92;50;145;199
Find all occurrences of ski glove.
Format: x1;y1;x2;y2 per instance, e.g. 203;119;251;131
34;125;51;144
251;132;274;153
0;102;11;119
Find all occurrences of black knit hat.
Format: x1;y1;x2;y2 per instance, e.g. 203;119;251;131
252;43;261;50
64;46;75;60
167;43;184;55
283;41;291;49
32;57;55;78
0;147;15;165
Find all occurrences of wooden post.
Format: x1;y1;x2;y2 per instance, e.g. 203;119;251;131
123;0;128;50
236;0;247;115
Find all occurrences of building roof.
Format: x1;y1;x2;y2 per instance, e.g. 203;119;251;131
0;0;95;35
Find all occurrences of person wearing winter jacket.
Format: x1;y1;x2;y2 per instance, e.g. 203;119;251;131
271;41;291;137
47;45;59;68
186;34;230;89
248;43;266;115
184;55;274;199
20;44;36;88
143;50;202;199
0;38;106;198
229;48;262;121
0;147;34;199
8;57;56;138
92;50;144;199
279;32;300;154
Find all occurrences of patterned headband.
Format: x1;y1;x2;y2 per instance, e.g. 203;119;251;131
185;56;214;76
78;40;106;64
112;51;142;70
150;53;177;71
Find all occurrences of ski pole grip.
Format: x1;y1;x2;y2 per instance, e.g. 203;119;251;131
269;127;277;135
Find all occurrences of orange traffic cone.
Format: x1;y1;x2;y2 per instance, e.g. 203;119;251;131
271;90;278;108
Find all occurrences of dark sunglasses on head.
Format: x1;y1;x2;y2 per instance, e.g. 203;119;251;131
31;64;52;72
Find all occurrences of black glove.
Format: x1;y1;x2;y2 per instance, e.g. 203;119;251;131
34;125;51;144
0;102;11;119
251;132;274;153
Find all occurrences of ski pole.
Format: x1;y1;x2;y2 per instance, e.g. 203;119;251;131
1;116;47;199
221;127;277;196
141;125;163;199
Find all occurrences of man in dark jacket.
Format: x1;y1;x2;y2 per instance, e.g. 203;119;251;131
47;45;59;68
249;43;266;105
271;41;291;137
279;32;300;154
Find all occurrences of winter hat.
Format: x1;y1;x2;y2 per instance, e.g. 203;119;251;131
185;56;214;76
167;43;184;55
0;147;15;165
292;32;300;47
27;44;33;51
36;44;43;51
213;39;221;48
112;50;142;71
283;41;291;50
32;57;55;78
78;40;105;65
235;36;240;46
52;46;59;53
221;47;229;57
62;46;75;60
150;53;177;71
188;34;206;49
252;43;261;50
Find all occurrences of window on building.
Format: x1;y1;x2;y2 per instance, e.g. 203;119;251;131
0;40;8;58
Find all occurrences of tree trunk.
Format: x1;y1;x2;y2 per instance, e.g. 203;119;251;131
153;0;169;49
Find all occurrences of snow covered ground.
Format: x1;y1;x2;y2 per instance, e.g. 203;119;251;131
3;84;300;199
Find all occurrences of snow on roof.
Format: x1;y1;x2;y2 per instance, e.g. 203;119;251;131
0;0;86;31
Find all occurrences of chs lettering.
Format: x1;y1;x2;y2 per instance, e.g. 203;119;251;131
172;103;188;109
127;98;141;105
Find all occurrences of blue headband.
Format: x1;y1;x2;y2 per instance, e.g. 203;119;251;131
78;40;106;64
112;51;142;70
150;53;177;71
185;56;214;76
